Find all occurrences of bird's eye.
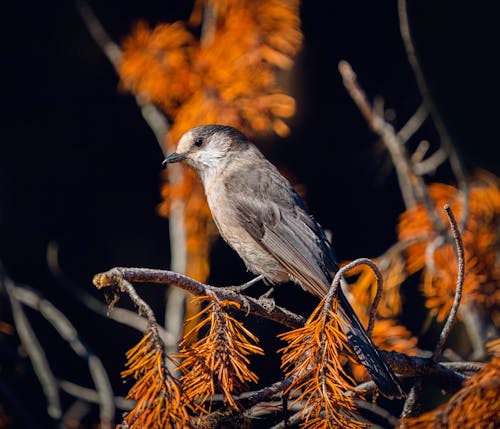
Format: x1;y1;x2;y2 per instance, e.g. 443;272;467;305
194;137;204;147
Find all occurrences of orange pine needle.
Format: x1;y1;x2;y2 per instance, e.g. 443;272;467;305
279;301;367;429
176;295;264;414
120;333;191;428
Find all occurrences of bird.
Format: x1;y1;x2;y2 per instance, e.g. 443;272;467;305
163;124;404;398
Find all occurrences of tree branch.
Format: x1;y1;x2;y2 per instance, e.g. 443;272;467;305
433;205;464;362
94;267;306;329
324;258;383;336
93;266;472;394
397;0;469;230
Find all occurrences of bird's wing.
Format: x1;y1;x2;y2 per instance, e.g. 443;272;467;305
225;158;336;297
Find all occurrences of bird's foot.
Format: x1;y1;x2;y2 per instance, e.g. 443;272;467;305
258;287;275;312
226;274;264;293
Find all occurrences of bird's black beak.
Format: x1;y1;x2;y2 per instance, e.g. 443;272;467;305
162;152;187;167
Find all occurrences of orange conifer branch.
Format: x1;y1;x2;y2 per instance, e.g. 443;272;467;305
280;303;366;428
176;293;264;413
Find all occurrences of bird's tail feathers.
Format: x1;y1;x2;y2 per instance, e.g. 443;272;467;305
337;291;404;399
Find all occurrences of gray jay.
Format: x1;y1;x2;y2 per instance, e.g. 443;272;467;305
163;124;403;398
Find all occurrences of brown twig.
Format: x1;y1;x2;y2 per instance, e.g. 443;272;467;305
397;0;469;230
94;266;473;394
77;0;169;150
397;103;428;143
9;285;115;428
3;279;62;421
400;380;422;419
338;60;446;240
46;242;176;348
1;263;116;428
433;205;465;362
324;258;383;335
94;267;306;329
339;60;417;209
59;380;134;410
413;147;448;175
203;377;295;426
354;399;400;427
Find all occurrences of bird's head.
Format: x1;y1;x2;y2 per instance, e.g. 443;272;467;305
163;125;249;178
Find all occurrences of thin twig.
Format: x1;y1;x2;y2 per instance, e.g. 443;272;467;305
59;380;134;410
62;400;91;429
397;103;428;143
77;0;169;151
10;284;115;428
441;361;485;373
433;205;465;362
46;242;176;349
460;305;488;359
339;60;417;208
414;147;448;175
400;380;422;418
339;59;448;239
325;258;383;335
93;266;470;392
94;267;306;329
397;0;469;230
269;408;308;429
354;399;400;427
3;278;62;421
410;140;430;164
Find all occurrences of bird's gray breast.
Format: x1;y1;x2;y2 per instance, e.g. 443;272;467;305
204;160;290;283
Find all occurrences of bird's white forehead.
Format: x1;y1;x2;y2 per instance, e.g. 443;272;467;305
176;130;194;153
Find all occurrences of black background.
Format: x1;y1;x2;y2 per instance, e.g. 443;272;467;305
1;0;499;426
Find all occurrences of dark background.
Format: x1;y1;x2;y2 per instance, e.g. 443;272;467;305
1;0;499;427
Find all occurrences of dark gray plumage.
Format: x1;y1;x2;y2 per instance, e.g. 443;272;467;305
164;124;403;398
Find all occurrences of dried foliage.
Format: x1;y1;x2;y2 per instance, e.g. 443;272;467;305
400;339;500;428
176;295;264;413
119;0;303;289
279;300;367;429
398;172;500;323
120;333;191;428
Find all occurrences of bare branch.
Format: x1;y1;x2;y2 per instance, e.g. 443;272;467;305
94;266;472;394
339;60;417;208
269;408;307;429
397;0;469;229
94;267;306;329
62;401;91;429
203;378;294;426
2;276;62;421
339;59;448;238
324;258;383;335
46;242;176;349
413;147;448;175
59;380;134;410
76;0;122;66
354;399;400;427
397;103;428;143
441;361;485;373
400;380;422;419
433;205;465;362
77;0;169;152
9;285;115;428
